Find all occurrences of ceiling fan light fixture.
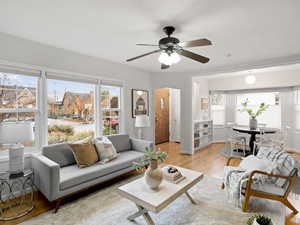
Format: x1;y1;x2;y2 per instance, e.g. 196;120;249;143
158;52;181;66
170;52;181;64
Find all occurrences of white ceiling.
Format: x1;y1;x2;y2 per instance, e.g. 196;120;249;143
0;0;300;73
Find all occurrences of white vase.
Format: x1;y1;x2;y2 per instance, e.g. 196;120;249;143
249;117;257;130
144;160;163;190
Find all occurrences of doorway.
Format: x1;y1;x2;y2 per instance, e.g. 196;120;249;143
155;88;181;145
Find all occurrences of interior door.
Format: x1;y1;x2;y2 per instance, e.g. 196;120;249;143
155;88;170;144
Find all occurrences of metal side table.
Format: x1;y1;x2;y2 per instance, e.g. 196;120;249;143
0;169;35;221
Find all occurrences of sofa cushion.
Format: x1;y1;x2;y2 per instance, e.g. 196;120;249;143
42;143;76;167
69;141;99;168
107;134;131;153
59;150;143;190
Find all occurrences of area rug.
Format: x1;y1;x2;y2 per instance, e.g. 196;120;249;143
21;175;285;225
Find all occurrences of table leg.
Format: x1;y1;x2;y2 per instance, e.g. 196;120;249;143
185;191;198;204
127;204;156;225
249;134;256;155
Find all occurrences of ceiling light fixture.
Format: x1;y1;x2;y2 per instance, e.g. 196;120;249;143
158;52;181;66
245;74;256;85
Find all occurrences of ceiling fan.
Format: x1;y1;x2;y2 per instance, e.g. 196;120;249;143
126;26;212;70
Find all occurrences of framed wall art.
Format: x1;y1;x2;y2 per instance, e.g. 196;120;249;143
132;89;149;118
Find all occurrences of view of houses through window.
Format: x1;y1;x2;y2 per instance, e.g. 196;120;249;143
47;79;95;144
0;72;38;149
101;85;121;135
0;69;123;150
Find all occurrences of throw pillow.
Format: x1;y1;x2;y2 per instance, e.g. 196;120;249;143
94;137;119;164
72;136;92;144
240;155;271;173
69;141;99;168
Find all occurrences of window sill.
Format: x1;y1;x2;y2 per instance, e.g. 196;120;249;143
0;148;40;162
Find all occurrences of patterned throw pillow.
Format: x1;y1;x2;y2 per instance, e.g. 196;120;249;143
69;140;99;168
94;137;119;164
257;146;295;187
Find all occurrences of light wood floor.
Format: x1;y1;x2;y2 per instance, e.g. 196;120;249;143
2;142;300;225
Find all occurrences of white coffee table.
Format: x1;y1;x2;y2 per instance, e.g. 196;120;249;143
117;166;203;225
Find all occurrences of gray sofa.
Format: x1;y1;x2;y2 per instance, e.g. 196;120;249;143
32;134;152;210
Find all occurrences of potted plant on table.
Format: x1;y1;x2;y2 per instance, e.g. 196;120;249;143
133;147;167;190
238;99;269;130
247;215;273;225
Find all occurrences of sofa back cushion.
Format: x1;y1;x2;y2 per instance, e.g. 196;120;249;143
42;143;76;167
107;134;131;153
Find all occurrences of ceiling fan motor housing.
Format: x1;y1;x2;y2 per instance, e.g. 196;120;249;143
159;37;180;53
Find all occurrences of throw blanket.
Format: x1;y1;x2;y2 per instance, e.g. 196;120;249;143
224;147;297;207
224;166;249;207
293;161;300;196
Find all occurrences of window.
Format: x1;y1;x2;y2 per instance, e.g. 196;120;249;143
47;79;95;144
235;92;281;128
0;72;39;150
294;88;300;130
210;93;226;126
100;85;121;135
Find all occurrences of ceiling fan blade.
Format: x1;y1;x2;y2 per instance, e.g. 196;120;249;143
178;39;212;48
161;64;170;70
136;44;158;46
126;49;161;62
178;49;210;63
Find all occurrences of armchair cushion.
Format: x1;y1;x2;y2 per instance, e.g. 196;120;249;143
257;147;295;187
246;182;287;197
240;155;271;173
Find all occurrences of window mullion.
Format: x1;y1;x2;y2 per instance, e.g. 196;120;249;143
39;71;48;146
95;82;101;137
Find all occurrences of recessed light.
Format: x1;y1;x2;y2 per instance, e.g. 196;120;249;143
245;75;256;85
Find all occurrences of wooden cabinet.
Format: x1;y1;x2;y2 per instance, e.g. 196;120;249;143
193;120;213;151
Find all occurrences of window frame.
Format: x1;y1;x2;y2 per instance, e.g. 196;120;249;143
235;92;281;128
210;93;226;127
99;84;123;136
46;77;97;145
0;72;41;151
0;62;124;157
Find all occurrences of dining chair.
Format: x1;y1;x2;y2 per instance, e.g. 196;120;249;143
226;122;247;157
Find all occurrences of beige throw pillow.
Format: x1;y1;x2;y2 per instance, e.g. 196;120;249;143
69;141;99;168
94;137;118;164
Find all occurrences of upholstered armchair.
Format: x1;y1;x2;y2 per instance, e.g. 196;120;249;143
222;148;299;214
242;167;298;213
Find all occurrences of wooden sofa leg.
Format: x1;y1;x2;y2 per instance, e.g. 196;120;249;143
283;199;298;214
54;199;62;213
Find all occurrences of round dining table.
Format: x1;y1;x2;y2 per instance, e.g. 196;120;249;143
232;126;277;155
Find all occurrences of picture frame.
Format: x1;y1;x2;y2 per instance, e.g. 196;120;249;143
132;89;149;118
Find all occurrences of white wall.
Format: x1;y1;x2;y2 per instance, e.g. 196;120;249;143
0;32;154;142
152;72;193;154
169;88;180;142
206;68;300;152
208;69;300;91
0;32;154;170
192;77;209;121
